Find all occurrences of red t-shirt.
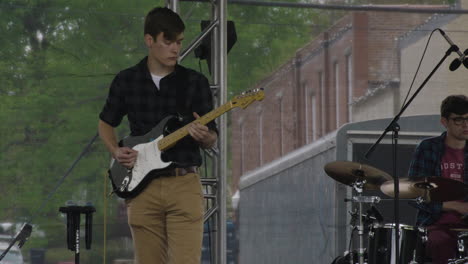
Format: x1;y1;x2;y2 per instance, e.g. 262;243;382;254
441;145;465;181
434;145;465;225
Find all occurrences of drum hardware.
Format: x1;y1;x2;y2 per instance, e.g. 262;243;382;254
347;210;359;264
325;165;468;264
459;233;467;257
324;161;393;264
348;208;359;229
448;257;468;264
411;227;427;264
346;196;381;204
418;227;428;244
350;181;387;264
330;250;358;264
453;231;468;261
337;180;381;264
330;208;361;264
343;196;371;264
352;181;369;264
408;250;418;264
324;161;393;191
446;230;468;264
324;161;433;264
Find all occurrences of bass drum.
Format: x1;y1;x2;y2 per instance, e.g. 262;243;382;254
367;223;425;264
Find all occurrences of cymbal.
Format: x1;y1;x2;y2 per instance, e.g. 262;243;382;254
324;161;393;190
380;178;425;199
450;228;468;232
380;177;468;202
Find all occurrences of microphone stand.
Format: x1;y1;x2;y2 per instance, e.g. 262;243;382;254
0;223;32;261
364;44;458;264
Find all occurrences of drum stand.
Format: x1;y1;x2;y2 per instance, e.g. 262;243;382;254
350;180;381;264
447;232;468;264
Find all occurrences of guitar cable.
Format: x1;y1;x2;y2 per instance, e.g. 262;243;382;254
103;169;109;264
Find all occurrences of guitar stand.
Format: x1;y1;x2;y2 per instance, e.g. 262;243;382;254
59;204;96;264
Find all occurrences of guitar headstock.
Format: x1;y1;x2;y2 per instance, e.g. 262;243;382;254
231;88;265;109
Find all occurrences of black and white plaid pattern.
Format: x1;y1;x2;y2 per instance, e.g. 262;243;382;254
100;57;217;167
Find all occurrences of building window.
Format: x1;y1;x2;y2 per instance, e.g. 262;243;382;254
257;107;263;165
239;119;245;174
334;61;340;127
346;53;353;122
305;84;317;143
319;71;325;136
312;94;317;141
304;83;310;144
276;91;284;156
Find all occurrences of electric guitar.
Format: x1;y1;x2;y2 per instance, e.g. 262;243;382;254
109;88;265;198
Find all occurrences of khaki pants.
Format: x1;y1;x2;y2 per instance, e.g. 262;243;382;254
126;173;204;264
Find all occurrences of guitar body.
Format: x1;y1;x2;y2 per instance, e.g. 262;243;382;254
108;88;265;199
109;115;175;199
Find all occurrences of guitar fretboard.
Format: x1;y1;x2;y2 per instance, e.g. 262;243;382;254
157;102;232;151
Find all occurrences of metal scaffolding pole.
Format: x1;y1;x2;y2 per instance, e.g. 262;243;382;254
165;0;179;13
168;1;228;263
215;1;228;263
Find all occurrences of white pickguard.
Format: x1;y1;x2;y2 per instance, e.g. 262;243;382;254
127;135;171;191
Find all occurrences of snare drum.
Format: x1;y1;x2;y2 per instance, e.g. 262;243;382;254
367;223;426;264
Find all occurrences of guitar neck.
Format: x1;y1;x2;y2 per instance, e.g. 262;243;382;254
158;102;232;151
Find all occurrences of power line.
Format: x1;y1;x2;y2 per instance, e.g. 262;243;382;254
3;1;468;16
183;0;468;14
0;2;146;17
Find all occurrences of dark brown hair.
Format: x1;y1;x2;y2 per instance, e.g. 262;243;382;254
440;94;468;118
144;7;185;41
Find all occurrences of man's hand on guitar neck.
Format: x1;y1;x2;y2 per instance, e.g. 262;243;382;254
187;112;217;149
113;147;138;169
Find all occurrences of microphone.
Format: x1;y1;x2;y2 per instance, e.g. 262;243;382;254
449;49;468;71
438;29;467;71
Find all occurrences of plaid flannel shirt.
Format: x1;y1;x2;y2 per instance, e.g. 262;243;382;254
99;57;217;167
408;132;468;226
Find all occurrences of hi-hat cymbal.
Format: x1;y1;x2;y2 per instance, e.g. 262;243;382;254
324;161;393;190
380;177;468;202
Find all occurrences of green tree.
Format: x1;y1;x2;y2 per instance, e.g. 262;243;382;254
1;0;449;262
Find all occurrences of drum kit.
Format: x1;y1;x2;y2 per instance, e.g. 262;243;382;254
325;161;468;264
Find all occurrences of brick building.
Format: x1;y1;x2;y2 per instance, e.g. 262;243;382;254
230;8;442;193
360;1;468;120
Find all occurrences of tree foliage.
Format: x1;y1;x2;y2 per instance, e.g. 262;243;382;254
0;0;451;262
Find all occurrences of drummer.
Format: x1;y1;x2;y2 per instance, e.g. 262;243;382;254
408;94;468;264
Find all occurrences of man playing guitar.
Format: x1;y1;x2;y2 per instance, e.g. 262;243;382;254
98;7;217;264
